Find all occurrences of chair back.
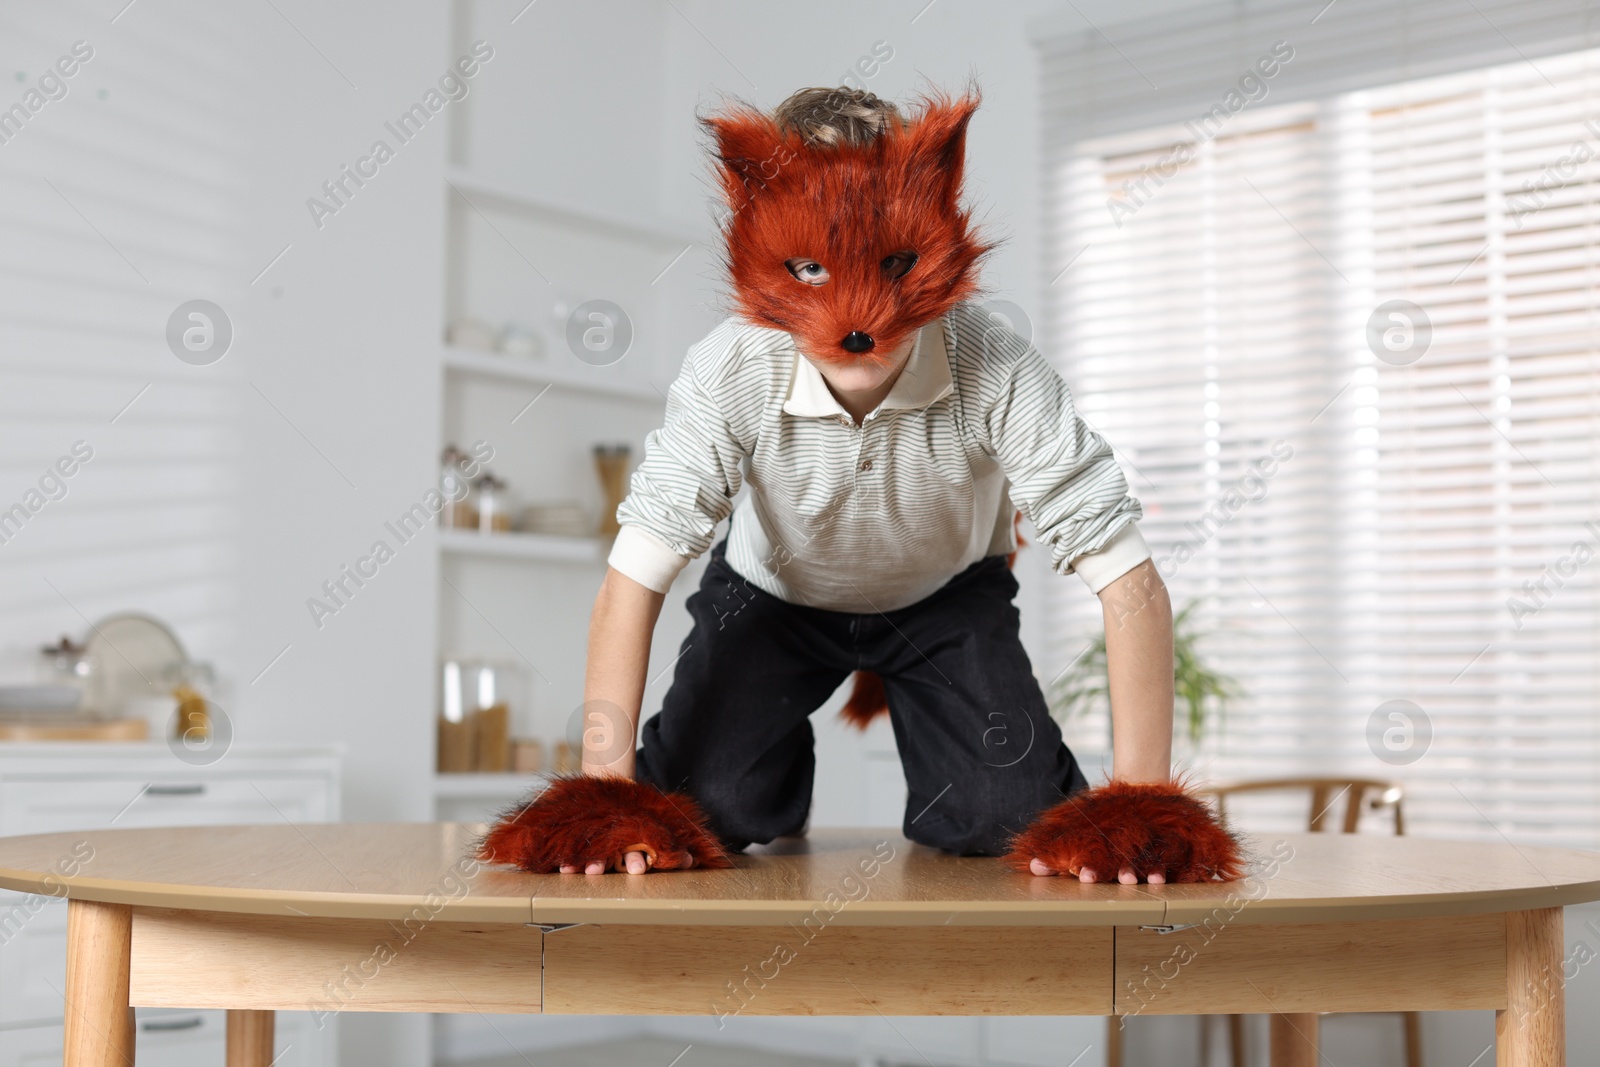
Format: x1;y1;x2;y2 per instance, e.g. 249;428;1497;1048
1204;777;1405;835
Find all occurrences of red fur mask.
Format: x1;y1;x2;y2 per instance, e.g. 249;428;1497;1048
701;89;997;367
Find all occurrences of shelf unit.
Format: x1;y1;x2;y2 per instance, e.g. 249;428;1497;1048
432;3;704;830
432;771;552;858
443;166;704;247
437;527;607;563
431;770;547;801
442;344;664;402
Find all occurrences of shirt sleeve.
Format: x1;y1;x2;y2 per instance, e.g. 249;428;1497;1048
607;345;748;594
977;335;1149;592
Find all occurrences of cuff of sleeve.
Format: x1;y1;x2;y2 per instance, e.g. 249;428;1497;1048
607;524;692;594
1070;522;1152;594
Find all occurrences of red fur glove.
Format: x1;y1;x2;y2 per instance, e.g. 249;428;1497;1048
475;775;734;873
1005;780;1246;883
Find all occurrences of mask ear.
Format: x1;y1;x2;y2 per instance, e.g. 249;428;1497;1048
903;93;980;207
700;106;796;216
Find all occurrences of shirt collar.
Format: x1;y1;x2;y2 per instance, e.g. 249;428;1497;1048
781;316;953;419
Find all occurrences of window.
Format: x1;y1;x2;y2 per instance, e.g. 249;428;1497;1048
1044;46;1600;847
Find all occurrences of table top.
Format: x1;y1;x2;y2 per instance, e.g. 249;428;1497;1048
1;823;1598;927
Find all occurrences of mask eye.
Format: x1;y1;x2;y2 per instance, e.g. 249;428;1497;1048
881;251;919;280
785;258;830;286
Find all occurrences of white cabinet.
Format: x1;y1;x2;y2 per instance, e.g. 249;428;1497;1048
982;1017;1107;1067
0;1020;61;1067
431;773;542;828
0;776;331;836
0;894;68;1028
855;1018;1107;1067
0;743;341;1066
861;1017;985;1065
0;1009;323;1067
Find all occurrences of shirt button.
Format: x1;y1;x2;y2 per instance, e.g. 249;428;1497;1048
858;459;873;472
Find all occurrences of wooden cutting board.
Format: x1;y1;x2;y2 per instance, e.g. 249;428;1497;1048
0;716;148;742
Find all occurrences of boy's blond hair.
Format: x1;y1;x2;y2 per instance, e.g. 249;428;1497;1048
772;86;904;147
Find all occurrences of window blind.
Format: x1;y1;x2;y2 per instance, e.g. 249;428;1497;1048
1039;29;1600;846
1347;52;1600;843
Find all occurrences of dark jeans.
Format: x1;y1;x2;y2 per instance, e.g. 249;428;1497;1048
636;540;1089;856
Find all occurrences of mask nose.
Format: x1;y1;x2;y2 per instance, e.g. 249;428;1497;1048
841;331;875;354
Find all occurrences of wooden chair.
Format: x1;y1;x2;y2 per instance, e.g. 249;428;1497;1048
1209;778;1415;1067
1106;777;1415;1067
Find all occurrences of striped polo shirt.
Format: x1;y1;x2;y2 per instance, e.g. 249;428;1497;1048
608;301;1150;613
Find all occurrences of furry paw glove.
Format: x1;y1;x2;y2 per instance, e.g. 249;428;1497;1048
1005;780;1246;883
475;775;734;873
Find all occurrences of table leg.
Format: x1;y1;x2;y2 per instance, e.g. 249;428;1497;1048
1269;1013;1319;1067
1403;1011;1423;1067
226;1010;275;1067
63;899;135;1067
1498;907;1564;1066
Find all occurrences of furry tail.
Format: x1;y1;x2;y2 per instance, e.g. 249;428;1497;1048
839;670;888;730
839;510;1027;730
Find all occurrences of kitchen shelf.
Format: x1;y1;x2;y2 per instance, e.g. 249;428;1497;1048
442;345;666;402
438;527;610;563
432;771;548;800
443;166;705;246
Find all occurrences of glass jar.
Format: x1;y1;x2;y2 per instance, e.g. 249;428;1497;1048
163;660;217;745
593;443;631;537
438;657;531;773
439;444;474;530
475;473;511;533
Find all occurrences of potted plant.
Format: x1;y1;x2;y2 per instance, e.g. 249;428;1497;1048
1048;599;1241;749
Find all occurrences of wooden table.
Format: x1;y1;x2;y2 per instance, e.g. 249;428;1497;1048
1;825;1598;1067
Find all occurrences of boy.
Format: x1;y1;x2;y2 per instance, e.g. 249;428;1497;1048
479;86;1241;886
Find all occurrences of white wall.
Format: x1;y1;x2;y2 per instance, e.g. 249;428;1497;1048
0;1;447;1062
0;2;249;698
226;3;450;1064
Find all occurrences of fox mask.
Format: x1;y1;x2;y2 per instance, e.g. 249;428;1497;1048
701;90;997;367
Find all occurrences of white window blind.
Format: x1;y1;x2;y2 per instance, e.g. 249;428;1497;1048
1348;52;1600;844
1042;41;1600;847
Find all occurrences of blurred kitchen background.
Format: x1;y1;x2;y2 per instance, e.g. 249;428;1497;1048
2;0;1598;1064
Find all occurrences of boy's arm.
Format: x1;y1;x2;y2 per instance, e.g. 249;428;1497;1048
581;566;666;782
584;322;752;782
1100;558;1174;784
564;566;665;875
1018;557;1172;884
